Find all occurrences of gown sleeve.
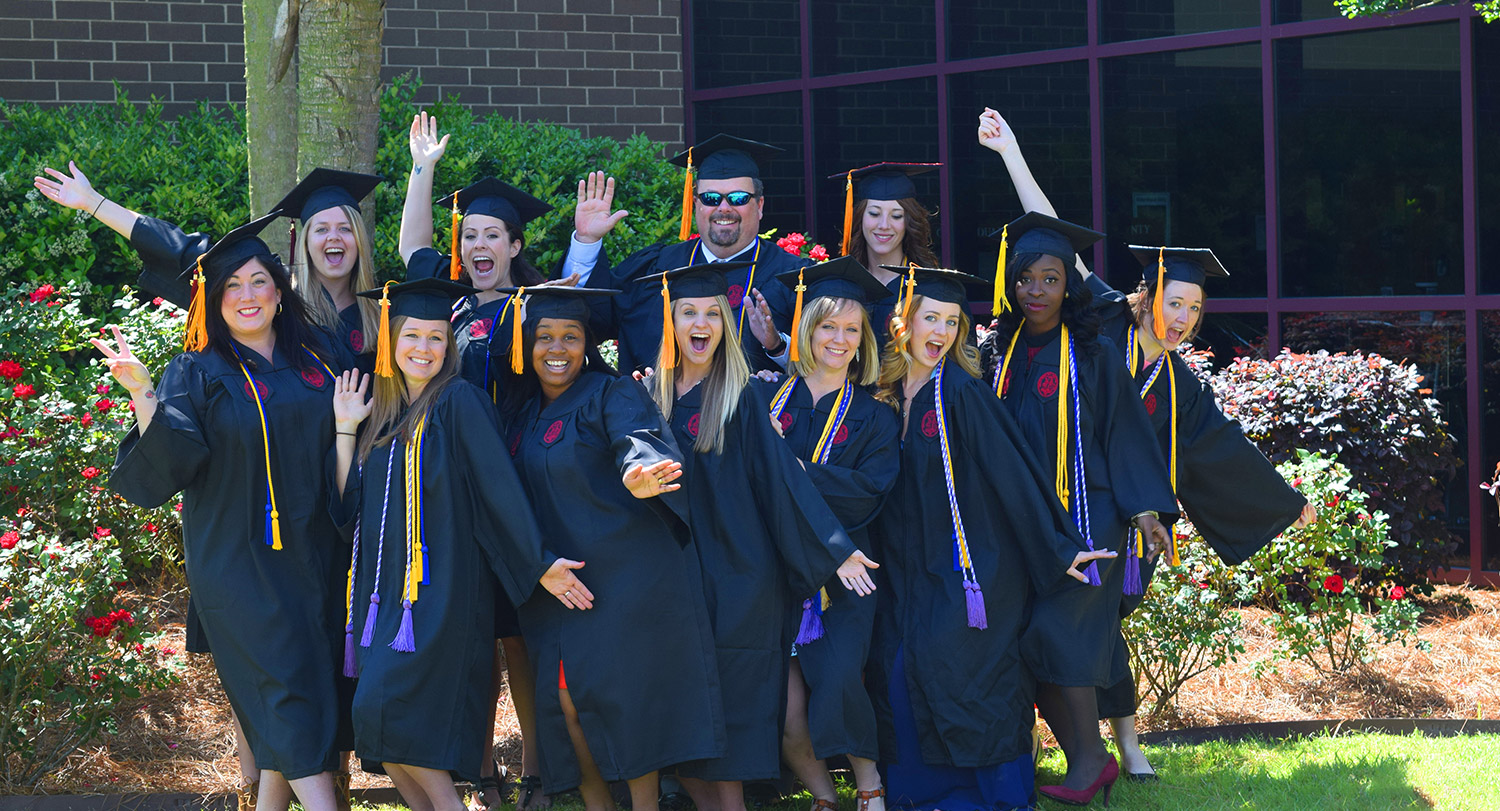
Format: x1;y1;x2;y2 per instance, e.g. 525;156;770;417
447;384;555;607
740;387;858;597
803;400;901;533
1092;339;1180;525
109;352;212;509
128;215;210;309
603;375;692;540
1169;355;1307;565
954;378;1089;596
405;247;449;281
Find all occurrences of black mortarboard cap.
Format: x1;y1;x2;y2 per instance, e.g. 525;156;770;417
357;277;475;321
775;256;888;306
499;286;619;325
669;134;783;181
437;177;553;227
830;162;941;202
993;211;1104;265
1127;245;1230;287
271;167;383;223
879;264;985;306
639;262;751;300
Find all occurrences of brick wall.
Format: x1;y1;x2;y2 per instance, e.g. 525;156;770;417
0;0;685;145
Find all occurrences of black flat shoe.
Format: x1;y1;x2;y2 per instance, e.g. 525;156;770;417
1124;771;1160;783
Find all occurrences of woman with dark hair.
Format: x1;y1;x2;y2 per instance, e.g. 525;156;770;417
499;286;725;811
644;263;879;811
331;278;590;811
979;212;1177;806
90;212;353;811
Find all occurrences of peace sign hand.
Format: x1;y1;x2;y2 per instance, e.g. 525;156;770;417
90;326;153;394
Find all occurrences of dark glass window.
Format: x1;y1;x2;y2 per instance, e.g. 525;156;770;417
691;0;800;89
1196;311;1269;366
809;0;935;76
946;62;1092;279
1274;0;1340;24
1276;24;1462;298
1103;0;1259;42
693;93;807;237
1479;19;1500;294
810;78;941;250
947;0;1087;61
1481;311;1500;570
1102;45;1265;299
1281;309;1469;565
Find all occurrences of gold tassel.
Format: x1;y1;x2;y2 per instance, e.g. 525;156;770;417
374;281;395;378
508;289;526;374
449;195;462;281
819;587;831;611
1152;247;1167;341
270;510;282;550
659;276;676;370
840;171;853;257
184;257;208;352
992;224;1009;316
678;148;694;242
789;267;806;363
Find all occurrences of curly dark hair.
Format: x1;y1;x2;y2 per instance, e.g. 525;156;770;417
496;314;618;419
846;196;940;268
990;251;1101;356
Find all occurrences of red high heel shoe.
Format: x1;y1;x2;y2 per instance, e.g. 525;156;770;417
1038;754;1119;807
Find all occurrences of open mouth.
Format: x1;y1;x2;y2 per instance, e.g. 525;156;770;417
924;340;944;359
407;356;433;368
544;359;569;372
871;232;895;244
323;247;345;268
710;215;739;227
1165;328;1185;344
689;334;710;353
472;257;495;274
236;306;262;319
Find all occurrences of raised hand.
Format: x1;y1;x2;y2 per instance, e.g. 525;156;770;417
89;326;154;394
1292;500;1318;529
1066;549;1118;583
622;458;683;499
977;108;1018;155
409;111;449;168
836;550;880;597
574;170;630;244
745;289;782;352
541;558;594;610
332;369;373;431
34;161;100;211
538;272;583;289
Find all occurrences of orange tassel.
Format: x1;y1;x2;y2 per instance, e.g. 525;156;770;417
659;276;677;370
840;171;854;257
992;224;1009;316
789;267;806;363
509;289;526;374
449;195;462;281
678;148;694;242
184;257;208;352
891;263;917;338
374;281;394;378
1151;247;1167;341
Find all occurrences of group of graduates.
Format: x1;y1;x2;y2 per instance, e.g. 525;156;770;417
33;107;1316;811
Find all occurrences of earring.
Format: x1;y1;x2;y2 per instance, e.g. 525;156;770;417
276;301;283;314
855;348;861;361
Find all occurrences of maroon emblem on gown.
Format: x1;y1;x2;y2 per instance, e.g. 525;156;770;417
1037;371;1060;398
543;420;565;445
686;413;700;438
920;410;938;439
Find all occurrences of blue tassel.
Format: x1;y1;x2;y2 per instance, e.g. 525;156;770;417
1123;547;1142;596
964;580;987;630
794;598;825;645
421;544;430;586
264;499;273;547
359;593;380;648
1084;560;1101;587
391;599;415;652
342;626;358;678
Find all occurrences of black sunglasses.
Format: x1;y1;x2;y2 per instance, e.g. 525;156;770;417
697;190;756;207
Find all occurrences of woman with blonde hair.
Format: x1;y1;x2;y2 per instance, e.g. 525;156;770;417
643;263;879;811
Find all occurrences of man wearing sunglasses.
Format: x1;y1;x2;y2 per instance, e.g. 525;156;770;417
561;134;806;373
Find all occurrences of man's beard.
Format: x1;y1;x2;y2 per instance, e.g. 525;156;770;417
705;215;743;248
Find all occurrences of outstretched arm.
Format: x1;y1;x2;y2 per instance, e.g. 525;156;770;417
978;108;1093;279
34;162;142;240
399;111;449;264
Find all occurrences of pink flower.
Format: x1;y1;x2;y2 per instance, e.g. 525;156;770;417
12;384;35;400
1324;575;1345;594
152;297;164;307
81;467;100;479
93;527;111;540
1291;476;1304;488
1390;585;1406;600
809;245;829;261
95;383;110;395
0;361;22;380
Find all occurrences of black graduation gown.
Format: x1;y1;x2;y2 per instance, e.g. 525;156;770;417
334;302;376;374
110;345;350;780
664;382;858;781
749;377;900;762
866;370;1088;769
333;381;552;779
868;276;904;358
980;327;1177;688
590;237;802;373
509;372;726;792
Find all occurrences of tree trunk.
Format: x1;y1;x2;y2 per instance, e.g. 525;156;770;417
296;0;385;177
243;0;300;239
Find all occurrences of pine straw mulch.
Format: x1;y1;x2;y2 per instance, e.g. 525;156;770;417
22;585;1500;795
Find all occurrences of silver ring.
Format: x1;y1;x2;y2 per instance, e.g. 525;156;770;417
565;590;571;597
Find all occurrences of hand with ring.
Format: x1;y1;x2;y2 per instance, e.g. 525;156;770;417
622;458;683;499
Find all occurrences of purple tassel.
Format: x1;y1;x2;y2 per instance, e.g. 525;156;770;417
1084;560;1101;587
794;598;825;645
342;626;358;678
359;594;380;648
390;599;416;652
964;580;987;630
1123;546;1142;596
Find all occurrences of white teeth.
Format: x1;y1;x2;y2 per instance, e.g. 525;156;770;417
409;357;431;365
545;360;568;369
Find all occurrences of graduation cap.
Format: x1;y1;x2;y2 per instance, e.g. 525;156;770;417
272;167;383;223
668;134;784;242
492;286;620;373
168;212;282;352
639;262;753;370
356;277;478;377
987;212;1105;316
775;257;888;363
1127;245;1229;341
434;178;554;281
828;163;941;257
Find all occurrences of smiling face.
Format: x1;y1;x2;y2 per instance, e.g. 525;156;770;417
395;317;450;388
673;296;725;370
217;259;282;345
305;206;355;283
809;300;864;376
1015;254;1067;334
531;317;587;398
907;297;963;370
460;213;521;292
694;177;763;255
1152;279;1205;350
861;200;906;259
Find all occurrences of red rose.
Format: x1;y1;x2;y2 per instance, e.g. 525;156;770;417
144;522;157;534
80;413;93;427
28;284;55;304
12;384;35;400
93;527;111;539
0;361;22;380
95;383;110;395
15;507;29;517
809;245;829;261
96;398;114;412
1292;476;1304;488
0;530;18;549
1390;585;1406;600
81;467;100;479
152;297;164;307
778;240;800;256
1323;574;1345;594
109;608;134;626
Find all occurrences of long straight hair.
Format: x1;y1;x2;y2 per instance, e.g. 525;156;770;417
290;204;380;345
204;255;322;373
873;293;981;407
788;296;879;387
650;295;750;455
357;315;462;464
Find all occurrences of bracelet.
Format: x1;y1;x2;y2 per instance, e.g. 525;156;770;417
336;431;357;437
92;196;106;217
1131;510;1160;527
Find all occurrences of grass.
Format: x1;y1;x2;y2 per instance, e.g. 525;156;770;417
349;733;1500;811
